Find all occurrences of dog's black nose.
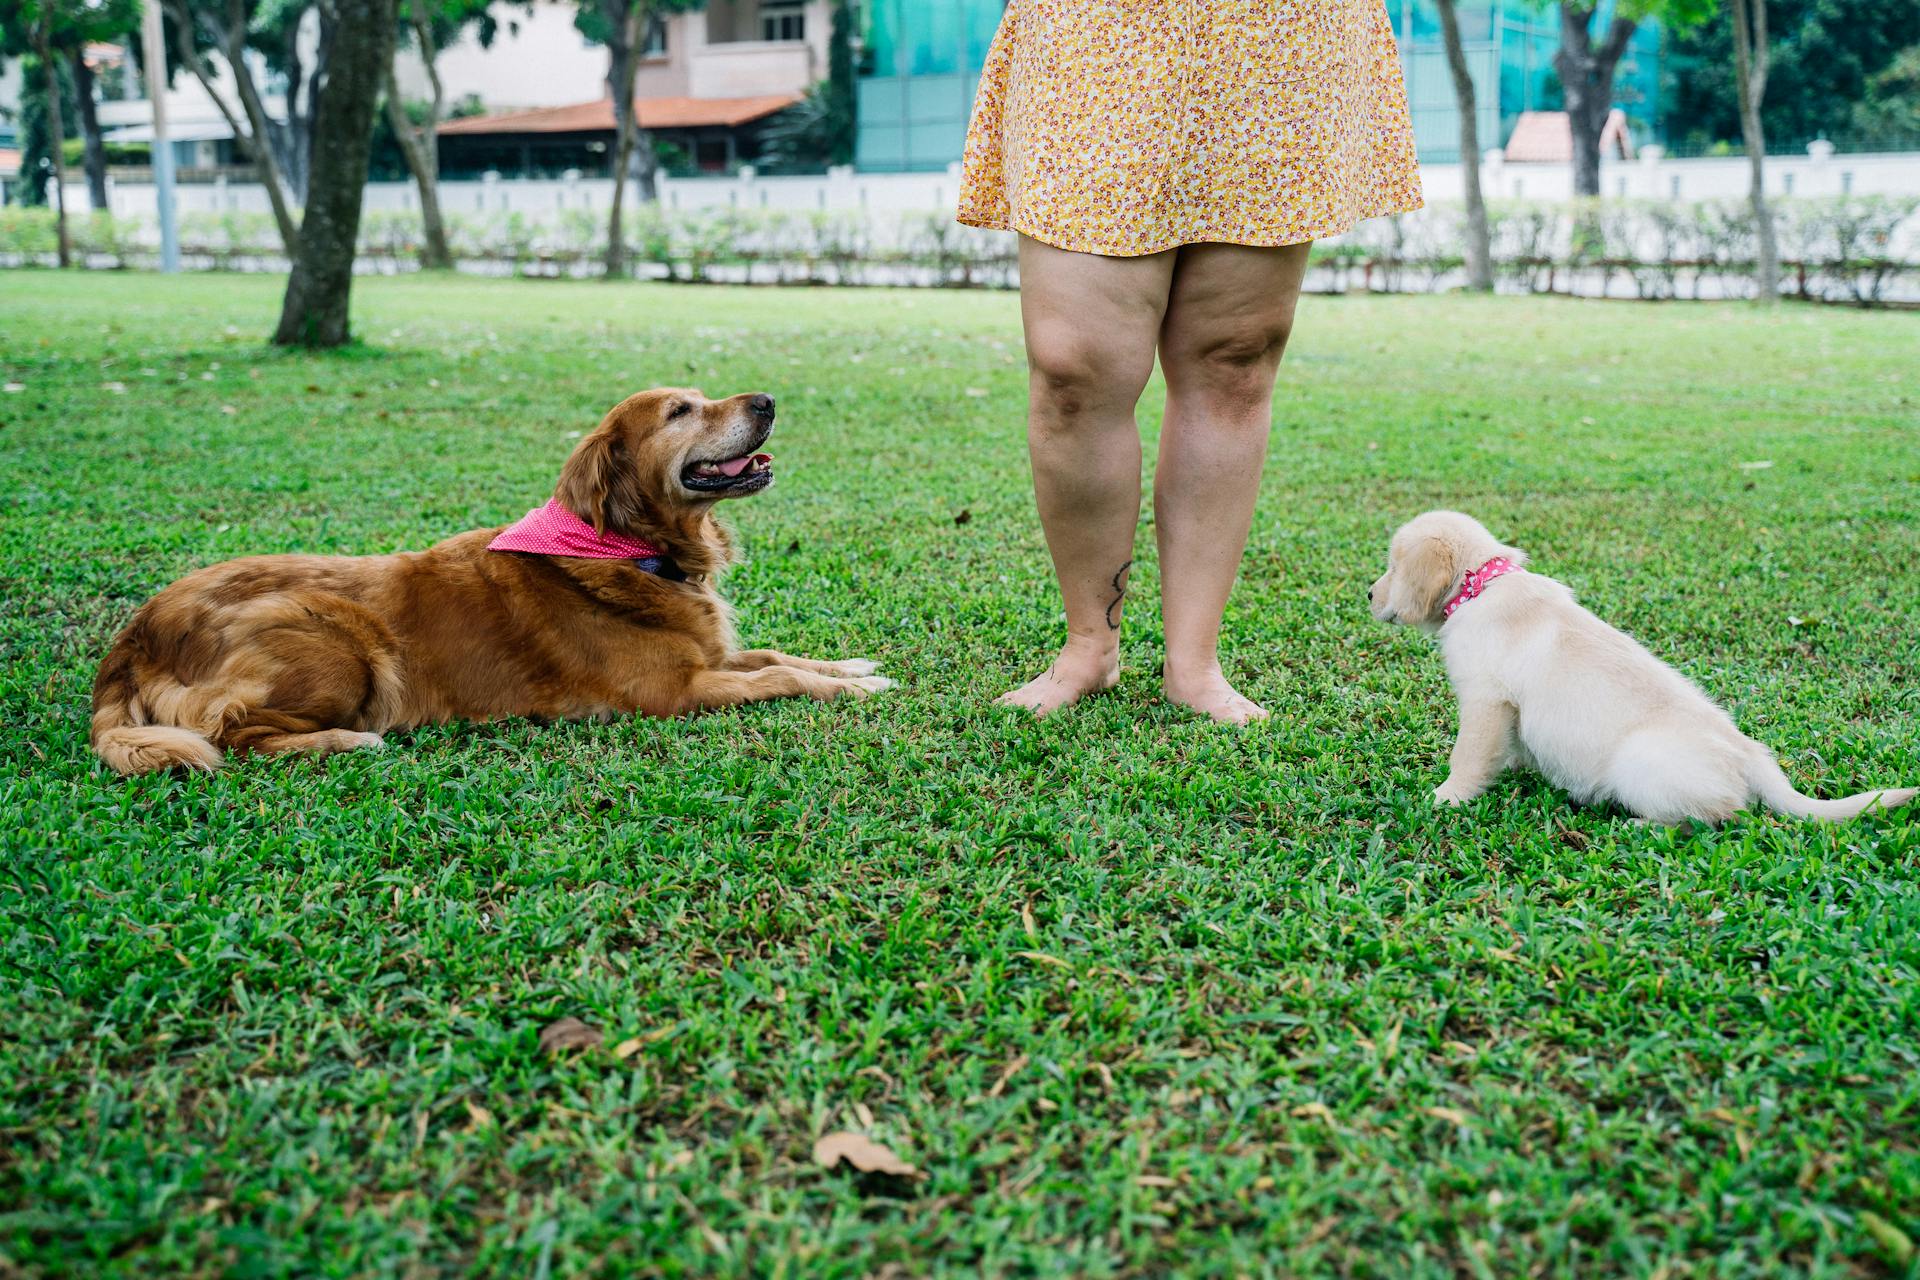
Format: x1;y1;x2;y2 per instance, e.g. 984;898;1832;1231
749;393;775;418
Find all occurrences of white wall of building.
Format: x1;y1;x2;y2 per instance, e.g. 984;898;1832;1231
397;1;610;109
1422;145;1920;204
393;0;834;111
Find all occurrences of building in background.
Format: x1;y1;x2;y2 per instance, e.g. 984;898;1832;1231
855;0;1002;173
853;0;1662;171
95;28;296;180
1392;0;1660;161
420;0;831;176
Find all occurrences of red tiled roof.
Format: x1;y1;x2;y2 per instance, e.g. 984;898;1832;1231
438;94;803;136
1503;109;1635;163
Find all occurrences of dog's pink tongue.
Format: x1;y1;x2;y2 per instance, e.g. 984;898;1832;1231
717;456;753;477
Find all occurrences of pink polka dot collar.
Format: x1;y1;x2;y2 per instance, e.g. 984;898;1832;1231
1443;556;1522;619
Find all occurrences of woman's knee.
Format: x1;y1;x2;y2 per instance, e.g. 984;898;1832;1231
1165;318;1293;405
1026;331;1152;424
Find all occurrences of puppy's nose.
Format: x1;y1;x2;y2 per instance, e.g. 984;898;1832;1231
749;393;775;418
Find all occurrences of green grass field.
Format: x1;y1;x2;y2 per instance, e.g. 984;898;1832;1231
4;272;1918;1277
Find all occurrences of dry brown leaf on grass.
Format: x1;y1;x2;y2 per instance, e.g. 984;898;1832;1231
812;1132;920;1178
987;1054;1029;1099
538;1017;603;1055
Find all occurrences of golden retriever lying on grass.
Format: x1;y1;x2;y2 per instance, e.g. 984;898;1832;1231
1369;510;1914;824
92;388;889;775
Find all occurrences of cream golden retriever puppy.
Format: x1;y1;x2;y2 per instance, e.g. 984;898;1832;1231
1369;510;1914;823
91;388;890;775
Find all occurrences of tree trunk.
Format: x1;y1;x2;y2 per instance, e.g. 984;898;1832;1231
168;0;302;256
225;0;306;226
383;73;453;270
70;50;110;212
280;19;310;202
39;46;72;268
1730;0;1778;302
274;0;396;347
1553;5;1635;198
1436;0;1491;291
633;124;660;203
384;14;453;270
603;5;643;279
280;10;332;204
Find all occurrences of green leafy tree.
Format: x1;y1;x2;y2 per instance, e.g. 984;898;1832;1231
1848;44;1920;143
383;0;501;270
752;1;856;175
1552;0;1715;196
3;6;70;262
822;0;854;166
4;0;139;259
2;51;65;208
161;0;303;253
576;0;704;278
1663;0;1920;148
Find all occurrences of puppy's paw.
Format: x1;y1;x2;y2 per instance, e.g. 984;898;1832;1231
845;675;896;697
830;658;883;678
1432;782;1474;807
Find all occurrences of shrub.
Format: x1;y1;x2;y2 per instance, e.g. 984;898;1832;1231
5;194;1914;302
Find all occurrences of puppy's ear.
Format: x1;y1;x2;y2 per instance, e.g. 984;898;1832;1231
554;429;638;534
1394;534;1460;623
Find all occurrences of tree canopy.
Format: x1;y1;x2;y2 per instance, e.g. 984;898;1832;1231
1663;0;1920;148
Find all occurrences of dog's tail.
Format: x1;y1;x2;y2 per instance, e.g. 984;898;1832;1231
90;643;224;776
1745;750;1915;821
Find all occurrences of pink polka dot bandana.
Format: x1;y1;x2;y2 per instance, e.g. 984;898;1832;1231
488;500;665;560
1443;557;1522;620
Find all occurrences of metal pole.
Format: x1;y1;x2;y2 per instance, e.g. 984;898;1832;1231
141;0;180;272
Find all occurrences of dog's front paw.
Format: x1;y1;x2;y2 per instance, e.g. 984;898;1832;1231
845;675;895;697
830;658;883;678
1432;781;1475;806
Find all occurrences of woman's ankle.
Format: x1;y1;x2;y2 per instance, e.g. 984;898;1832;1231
1162;654;1225;691
1057;633;1121;667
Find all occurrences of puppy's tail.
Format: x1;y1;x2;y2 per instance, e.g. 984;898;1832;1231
1745;751;1915;821
90;645;224;777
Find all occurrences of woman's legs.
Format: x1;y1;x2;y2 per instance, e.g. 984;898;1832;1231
1154;241;1312;724
1000;235;1176;714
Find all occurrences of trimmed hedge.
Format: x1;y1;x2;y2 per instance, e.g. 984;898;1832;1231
3;196;1914;303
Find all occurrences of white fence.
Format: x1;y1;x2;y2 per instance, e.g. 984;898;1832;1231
63;146;1920;229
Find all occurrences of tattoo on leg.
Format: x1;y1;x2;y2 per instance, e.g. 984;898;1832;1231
1105;560;1133;631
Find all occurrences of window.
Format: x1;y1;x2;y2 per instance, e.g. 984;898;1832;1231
760;1;805;42
643;16;668;56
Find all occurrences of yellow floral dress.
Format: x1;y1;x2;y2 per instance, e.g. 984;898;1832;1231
957;0;1424;257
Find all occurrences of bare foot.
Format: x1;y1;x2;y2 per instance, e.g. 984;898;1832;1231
997;641;1121;716
1164;667;1269;726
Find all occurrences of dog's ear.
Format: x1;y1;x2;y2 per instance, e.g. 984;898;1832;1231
1394;534;1460;623
554;428;638;534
